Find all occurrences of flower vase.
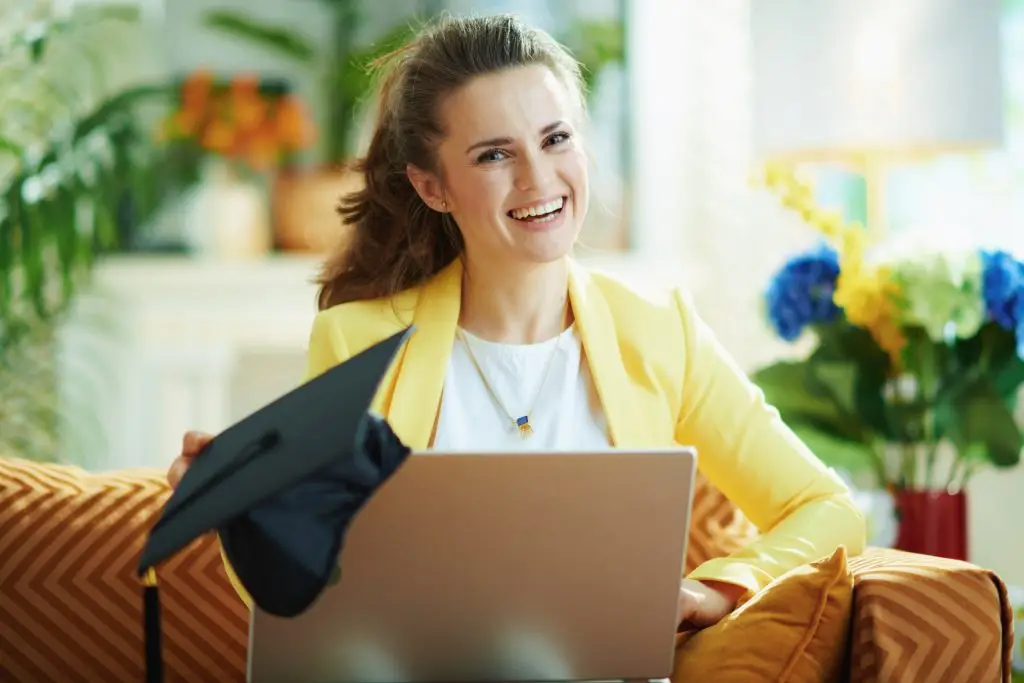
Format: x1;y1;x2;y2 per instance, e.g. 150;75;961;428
183;160;271;259
894;488;968;561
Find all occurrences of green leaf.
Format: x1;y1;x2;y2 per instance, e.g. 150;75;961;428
786;421;880;478
563;19;625;97
72;84;172;142
0;136;23;159
808;360;859;416
0;217;12;318
942;378;1023;468
987;328;1024;400
810;321;892;436
950;322;1020;394
752;361;845;426
19;198;46;318
203;11;317;63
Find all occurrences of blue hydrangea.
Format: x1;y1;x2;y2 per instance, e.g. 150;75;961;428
980;249;1024;330
1013;295;1024;360
765;243;842;341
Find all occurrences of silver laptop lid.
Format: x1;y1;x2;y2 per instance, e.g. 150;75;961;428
248;448;696;683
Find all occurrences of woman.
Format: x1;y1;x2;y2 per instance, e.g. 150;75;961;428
169;13;865;631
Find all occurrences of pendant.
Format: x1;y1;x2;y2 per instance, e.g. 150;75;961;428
516;415;533;438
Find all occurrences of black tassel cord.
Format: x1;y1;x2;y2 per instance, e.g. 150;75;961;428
143;568;163;683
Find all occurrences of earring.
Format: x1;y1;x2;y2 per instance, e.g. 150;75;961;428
440;200;447;212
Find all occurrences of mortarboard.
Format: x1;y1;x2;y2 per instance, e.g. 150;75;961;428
137;326;416;683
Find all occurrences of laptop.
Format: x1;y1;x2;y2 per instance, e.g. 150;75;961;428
247;448;697;683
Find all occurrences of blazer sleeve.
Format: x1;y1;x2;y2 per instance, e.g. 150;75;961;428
673;289;867;599
218;310;352;610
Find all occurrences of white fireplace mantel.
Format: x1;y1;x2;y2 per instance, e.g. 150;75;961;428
56;254;324;472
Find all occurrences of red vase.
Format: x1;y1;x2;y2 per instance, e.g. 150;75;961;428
894;489;968;561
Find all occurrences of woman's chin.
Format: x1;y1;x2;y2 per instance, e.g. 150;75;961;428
517;225;580;264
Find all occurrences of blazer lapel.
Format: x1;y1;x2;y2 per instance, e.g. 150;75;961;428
386;259;462;450
385;257;654;450
568;260;651;448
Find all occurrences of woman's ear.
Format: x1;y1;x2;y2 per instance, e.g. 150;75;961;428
406;164;447;212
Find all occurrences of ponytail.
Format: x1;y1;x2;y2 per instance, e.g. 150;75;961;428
315;48;460;310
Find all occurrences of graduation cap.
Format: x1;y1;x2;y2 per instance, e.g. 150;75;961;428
137;326;415;683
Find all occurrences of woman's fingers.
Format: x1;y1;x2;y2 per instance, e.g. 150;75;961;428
167;456;190;490
183;430;214;458
168;430;215;489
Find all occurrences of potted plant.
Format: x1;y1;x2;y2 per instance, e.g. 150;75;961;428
157;70;316;258
751;163;1024;561
0;3;202;460
201;0;416;252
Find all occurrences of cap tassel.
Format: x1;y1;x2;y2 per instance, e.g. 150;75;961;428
142;568;163;683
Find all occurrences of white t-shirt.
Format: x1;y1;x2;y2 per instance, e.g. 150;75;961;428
431;325;613;451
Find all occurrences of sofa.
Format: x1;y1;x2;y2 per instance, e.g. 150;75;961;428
0;456;1015;683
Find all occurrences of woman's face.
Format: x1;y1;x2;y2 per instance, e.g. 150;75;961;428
409;64;589;269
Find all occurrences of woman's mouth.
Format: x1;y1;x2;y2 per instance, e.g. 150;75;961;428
507;196;566;223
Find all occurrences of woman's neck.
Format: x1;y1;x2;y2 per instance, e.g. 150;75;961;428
458;256;572;344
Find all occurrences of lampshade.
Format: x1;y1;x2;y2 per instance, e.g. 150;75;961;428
749;0;1006;161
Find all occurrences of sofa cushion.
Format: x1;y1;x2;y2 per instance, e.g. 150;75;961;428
0;456;247;683
672;545;854;683
846;548;1014;683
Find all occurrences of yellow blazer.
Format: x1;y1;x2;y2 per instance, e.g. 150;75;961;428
224;257;866;606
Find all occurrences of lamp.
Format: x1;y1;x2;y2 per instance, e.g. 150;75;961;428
749;0;1005;235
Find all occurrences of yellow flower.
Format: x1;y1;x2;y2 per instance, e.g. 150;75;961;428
758;163;906;365
834;266;906;359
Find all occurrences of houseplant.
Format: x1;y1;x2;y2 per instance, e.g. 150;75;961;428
0;3;203;461
202;0;417;252
751;163;1024;560
157;70;316;258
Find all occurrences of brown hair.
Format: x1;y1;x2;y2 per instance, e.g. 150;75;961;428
315;13;587;311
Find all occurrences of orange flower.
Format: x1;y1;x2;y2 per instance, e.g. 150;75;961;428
202;120;235;154
273;96;316;149
230;73;260;100
234;98;267;133
158;68;317;173
172;109;202;136
182;69;214;110
245;131;280;171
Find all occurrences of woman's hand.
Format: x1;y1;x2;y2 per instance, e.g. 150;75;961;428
167;430;213;490
676;578;746;631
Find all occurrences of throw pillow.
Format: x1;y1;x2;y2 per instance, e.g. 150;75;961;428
0;456;248;683
672;545;853;683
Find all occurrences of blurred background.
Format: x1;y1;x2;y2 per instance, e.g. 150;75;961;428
1;0;1022;587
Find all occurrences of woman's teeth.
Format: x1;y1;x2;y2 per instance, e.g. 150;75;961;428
510;197;564;221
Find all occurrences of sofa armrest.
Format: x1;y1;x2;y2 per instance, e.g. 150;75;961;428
846;547;1014;683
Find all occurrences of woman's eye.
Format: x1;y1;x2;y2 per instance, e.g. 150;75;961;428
476;149;508;163
545;131;571;147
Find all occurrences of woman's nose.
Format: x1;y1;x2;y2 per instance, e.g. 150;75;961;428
513;152;553;192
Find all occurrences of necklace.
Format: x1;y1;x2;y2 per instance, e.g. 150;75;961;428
457;328;563;438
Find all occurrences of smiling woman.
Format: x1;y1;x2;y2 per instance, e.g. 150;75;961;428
167;12;866;659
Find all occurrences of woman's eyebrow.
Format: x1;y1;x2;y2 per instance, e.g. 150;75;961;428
464;120;566;154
